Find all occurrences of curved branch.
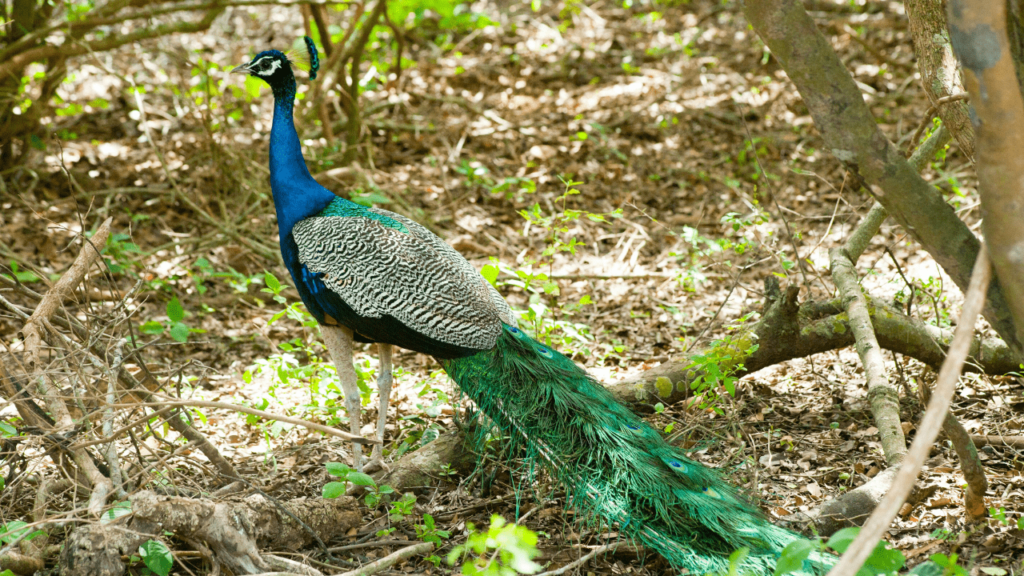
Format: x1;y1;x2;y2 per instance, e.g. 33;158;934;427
0;5;225;80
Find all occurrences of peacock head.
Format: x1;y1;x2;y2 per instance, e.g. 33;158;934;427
232;37;319;98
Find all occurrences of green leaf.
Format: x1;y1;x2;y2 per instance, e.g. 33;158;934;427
0;421;17;437
0;522;28;544
480;264;499;286
166;297;184;323
139;540;174;576
863;542;904;575
325;462;351;478
826;526;860;553
139;320;164;335
322;481;347;499
244;75;263;99
101;501;132;524
169;322;190;343
365;492;381;508
774;539;813;576
348;472;376;488
264;271;281;292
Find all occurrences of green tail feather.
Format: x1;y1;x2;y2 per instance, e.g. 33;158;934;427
441;324;836;575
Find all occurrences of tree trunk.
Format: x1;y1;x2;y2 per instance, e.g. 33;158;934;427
743;0;1023;356
905;0;976;160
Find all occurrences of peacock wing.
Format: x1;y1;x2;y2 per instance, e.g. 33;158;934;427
370;207;516;327
292;212;505;351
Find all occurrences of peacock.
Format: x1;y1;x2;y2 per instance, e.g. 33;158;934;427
233;38;836;575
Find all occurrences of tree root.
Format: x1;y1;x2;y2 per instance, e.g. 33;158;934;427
59;491;362;576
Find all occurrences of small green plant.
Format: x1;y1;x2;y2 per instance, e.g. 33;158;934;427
827;527;904;576
989;506;1008;525
320;462;402;511
376;492;417;537
769;527;906;576
0;420;18;438
456;159;492;187
262;272;317;327
491;176;536;201
321;462;378;499
927;552;968;576
682;331;758;415
0;521;46;545
774;539;816;576
139;296;200;343
416;513;451;544
1;260;40;284
102;233;142;275
448;515;541;576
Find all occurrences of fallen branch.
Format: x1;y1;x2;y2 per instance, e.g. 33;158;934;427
610;277;1018;410
970;434;1024;449
830;239;906;465
0;551;46;575
334;542;434;576
827;246;991;576
375;430;476;491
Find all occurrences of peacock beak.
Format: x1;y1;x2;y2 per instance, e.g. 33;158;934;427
231;63;252;75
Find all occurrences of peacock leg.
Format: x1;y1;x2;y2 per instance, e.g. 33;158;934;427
321;324;363;472
366;343;393;471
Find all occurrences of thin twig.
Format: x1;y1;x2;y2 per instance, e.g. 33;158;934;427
326;540;420;553
535;541;626;576
908;94;969;152
113;397;379;444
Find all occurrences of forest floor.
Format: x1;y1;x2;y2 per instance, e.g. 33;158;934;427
2;0;1023;574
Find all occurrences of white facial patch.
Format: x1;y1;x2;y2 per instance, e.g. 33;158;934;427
252;56;282;77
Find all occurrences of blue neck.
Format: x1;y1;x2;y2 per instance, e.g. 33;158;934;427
269;81;335;238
